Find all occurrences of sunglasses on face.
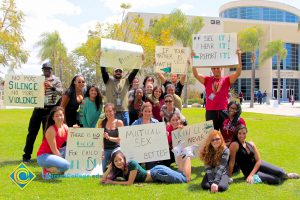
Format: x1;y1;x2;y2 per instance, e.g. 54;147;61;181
211;138;221;142
115;69;122;73
165;100;173;103
77;81;85;84
212;68;221;70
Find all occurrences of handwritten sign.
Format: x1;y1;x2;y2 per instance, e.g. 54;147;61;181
100;38;143;69
172;121;214;156
65;128;104;176
4;75;44;107
155;46;190;74
192;33;238;67
119;122;170;163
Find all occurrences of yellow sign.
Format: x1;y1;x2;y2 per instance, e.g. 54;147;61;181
9;163;36;190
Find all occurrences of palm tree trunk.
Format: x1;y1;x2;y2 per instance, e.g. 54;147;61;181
59;59;63;81
250;52;256;108
277;57;281;104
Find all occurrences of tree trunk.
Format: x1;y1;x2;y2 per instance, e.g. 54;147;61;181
59;59;63;81
277;56;281;104
250;52;256;108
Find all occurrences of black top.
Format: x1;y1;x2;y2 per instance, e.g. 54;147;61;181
103;120;120;149
236;141;256;177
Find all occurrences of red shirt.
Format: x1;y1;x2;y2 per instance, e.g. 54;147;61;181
166;124;175;147
204;76;231;110
221;118;246;144
37;125;68;156
151;99;164;122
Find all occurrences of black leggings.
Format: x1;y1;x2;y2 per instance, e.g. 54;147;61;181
205;110;228;131
256;161;287;185
201;173;229;192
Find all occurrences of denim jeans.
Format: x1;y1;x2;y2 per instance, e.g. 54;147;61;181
37;147;70;172
102;149;114;171
150;165;187;183
115;111;129;126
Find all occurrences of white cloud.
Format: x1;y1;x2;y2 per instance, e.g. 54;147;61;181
177;3;194;13
99;0;176;13
17;0;82;17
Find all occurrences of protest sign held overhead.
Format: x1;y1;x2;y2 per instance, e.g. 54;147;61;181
155;46;190;74
65;128;103;176
100;38;143;69
192;33;238;67
4;75;44;107
119;122;170;163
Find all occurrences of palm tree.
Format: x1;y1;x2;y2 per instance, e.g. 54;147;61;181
260;40;287;104
35;31;67;81
238;26;264;108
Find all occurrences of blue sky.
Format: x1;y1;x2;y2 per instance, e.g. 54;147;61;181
1;0;300;77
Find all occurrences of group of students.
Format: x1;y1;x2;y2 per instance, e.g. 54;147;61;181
29;54;299;192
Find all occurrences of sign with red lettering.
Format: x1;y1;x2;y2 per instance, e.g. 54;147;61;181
119;122;170;163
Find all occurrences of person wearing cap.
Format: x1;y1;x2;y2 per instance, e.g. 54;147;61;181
22;62;63;163
101;56;143;126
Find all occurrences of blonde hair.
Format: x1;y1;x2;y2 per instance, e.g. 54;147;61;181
200;130;226;166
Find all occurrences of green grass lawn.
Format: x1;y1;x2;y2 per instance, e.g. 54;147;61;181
0;108;300;200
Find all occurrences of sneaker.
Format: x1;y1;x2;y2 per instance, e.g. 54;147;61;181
287;173;300;179
182;144;199;159
172;141;185;157
42;168;52;180
22;158;31;164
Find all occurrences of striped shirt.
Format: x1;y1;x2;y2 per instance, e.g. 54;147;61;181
44;75;63;106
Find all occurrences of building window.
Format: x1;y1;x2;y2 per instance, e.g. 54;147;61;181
272;43;299;71
231;50;259;71
220;7;299;23
231;78;260;100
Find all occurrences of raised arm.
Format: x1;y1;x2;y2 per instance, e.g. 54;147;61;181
179;74;186;85
156;72;167;85
229;49;242;84
101;67;109;84
128;69;139;84
246;141;262;184
192;67;205;85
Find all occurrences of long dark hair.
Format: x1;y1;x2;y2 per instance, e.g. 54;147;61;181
87;85;103;111
44;106;65;136
142;76;154;87
69;74;84;89
152;86;164;100
109;150;127;180
227;101;242;128
101;103;116;128
232;124;248;144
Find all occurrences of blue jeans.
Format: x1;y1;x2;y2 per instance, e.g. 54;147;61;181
102;149;114;171
150;165;187;183
115;111;129;126
37;147;70;172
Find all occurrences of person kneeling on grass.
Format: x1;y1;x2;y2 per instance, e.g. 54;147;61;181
228;125;299;185
101;143;198;185
200;130;230;193
37;106;70;179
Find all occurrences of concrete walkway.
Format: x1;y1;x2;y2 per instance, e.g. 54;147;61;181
241;101;300;117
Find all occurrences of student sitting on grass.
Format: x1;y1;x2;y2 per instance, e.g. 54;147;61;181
101;142;196;185
200;130;230;193
229;125;299;184
37;106;70;179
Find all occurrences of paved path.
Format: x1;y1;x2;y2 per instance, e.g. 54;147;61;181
241;101;300;117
